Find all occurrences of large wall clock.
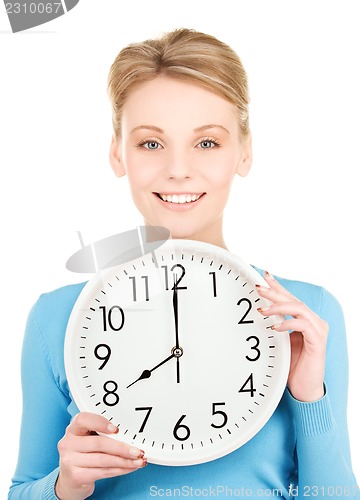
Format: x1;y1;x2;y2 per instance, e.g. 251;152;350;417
65;239;290;466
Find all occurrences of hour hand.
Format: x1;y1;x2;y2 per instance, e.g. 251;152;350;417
126;353;175;388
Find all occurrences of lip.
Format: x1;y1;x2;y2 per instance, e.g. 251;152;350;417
153;192;206;211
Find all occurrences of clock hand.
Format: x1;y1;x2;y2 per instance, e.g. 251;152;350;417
127;286;184;389
173;285;179;349
173;285;181;383
126;353;175;388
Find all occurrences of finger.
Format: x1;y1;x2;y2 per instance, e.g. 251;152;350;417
258;271;309;307
65;413;146;461
263;271;295;299
72;451;147;470
271;319;327;350
285;319;327;340
68;413;119;437
256;283;298;305
258;300;327;335
257;300;315;321
74;435;145;460
271;318;313;333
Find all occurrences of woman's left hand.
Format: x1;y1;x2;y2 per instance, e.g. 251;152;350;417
256;271;329;402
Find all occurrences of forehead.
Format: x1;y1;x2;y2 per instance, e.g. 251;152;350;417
121;76;238;134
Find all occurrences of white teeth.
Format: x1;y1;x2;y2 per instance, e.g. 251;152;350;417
159;194;202;204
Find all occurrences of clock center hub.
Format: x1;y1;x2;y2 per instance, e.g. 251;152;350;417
172;346;184;358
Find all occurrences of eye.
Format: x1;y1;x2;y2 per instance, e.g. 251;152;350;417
137;140;162;150
197;138;220;149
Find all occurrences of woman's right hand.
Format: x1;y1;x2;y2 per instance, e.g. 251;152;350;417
55;412;147;500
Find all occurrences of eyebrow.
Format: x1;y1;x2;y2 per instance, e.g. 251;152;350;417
130;124;230;135
194;124;230;135
130;125;164;134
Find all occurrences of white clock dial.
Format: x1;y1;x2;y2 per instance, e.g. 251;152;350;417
65;239;290;465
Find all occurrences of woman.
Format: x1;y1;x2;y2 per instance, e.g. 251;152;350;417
9;28;358;499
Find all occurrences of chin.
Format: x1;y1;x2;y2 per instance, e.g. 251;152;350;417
168;229;197;241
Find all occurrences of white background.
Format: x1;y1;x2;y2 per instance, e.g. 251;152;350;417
0;0;359;496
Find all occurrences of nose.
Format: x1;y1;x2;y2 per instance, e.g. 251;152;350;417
164;149;193;180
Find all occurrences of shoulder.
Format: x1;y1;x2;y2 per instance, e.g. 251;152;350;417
35;281;87;325
29;282;88;350
21;282;88;389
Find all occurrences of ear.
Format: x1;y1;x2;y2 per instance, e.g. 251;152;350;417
109;136;126;177
236;134;253;177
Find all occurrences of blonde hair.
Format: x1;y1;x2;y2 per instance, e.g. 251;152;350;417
107;28;250;139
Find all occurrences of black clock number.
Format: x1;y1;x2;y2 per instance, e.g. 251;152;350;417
103;380;120;406
211;402;228;428
135;406;153;433
246;336;261;361
162;264;187;290
173;414;191;441
94;344;111;369
172;264;187;290
237;298;254;325
238;373;256;397
100;305;125;332
129;275;149;302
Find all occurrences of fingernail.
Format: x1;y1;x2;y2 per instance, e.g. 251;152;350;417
257;306;270;313
271;323;282;330
265;271;275;280
134;458;148;467
130;447;145;458
107;423;118;433
256;284;269;293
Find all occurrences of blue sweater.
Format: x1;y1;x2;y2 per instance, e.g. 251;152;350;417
9;273;359;499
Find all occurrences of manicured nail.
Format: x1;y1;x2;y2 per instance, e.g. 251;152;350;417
257;306;270;313
133;457;148;467
107;423;118;433
256;284;269;293
265;271;275;280
271;323;282;330
130;447;145;458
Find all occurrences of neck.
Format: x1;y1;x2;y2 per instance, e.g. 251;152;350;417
145;218;228;250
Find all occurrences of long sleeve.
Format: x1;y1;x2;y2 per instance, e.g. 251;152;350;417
283;286;359;498
8;290;77;499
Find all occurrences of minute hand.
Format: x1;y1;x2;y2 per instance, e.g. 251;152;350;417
173;286;181;383
173;286;180;348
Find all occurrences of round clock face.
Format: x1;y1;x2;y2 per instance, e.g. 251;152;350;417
65;239;290;466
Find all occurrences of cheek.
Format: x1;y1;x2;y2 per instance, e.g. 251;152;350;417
204;154;238;189
124;154;159;187
126;169;149;188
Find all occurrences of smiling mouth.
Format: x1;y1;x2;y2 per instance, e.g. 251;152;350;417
155;193;205;204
